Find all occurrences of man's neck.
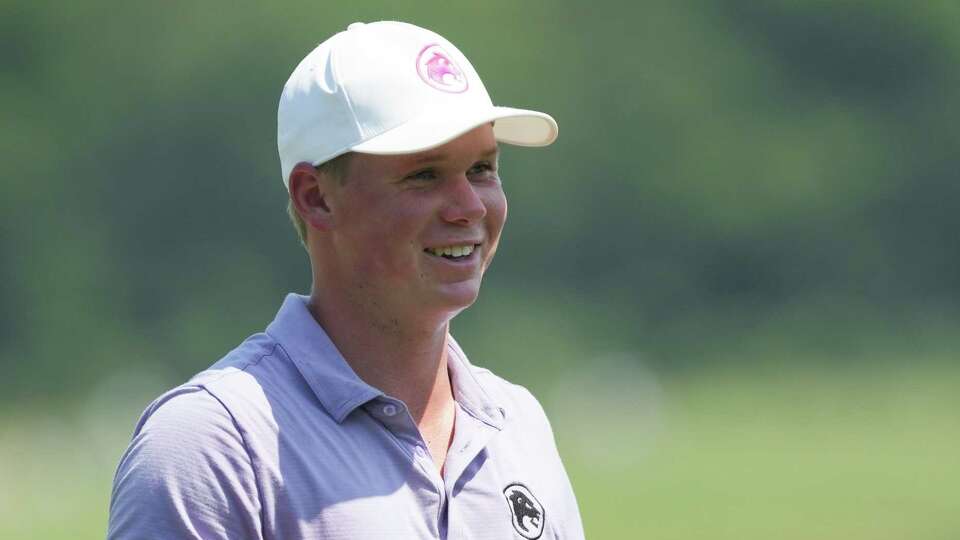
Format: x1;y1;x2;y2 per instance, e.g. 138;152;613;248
305;291;455;425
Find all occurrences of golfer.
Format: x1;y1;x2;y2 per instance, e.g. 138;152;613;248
108;20;584;540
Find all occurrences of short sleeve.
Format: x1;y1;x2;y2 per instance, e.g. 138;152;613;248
107;388;263;539
515;385;586;539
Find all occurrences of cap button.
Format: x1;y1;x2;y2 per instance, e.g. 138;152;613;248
347;22;365;31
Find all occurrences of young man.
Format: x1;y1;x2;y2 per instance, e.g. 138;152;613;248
108;21;583;539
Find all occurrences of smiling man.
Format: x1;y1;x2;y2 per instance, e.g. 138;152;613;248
108;21;583;540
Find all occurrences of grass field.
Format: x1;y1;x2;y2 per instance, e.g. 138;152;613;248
559;360;960;539
1;360;957;539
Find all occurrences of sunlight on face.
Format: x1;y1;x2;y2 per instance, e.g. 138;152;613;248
322;125;507;324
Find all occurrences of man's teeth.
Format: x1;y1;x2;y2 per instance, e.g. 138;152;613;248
427;244;476;258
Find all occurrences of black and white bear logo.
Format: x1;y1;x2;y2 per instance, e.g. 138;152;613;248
503;483;545;539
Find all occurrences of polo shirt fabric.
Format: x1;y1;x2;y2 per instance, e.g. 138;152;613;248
108;294;584;539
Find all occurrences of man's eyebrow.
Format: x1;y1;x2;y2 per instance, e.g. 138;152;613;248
412;152;448;165
479;147;500;160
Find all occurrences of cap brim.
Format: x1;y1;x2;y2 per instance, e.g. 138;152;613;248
349;105;558;156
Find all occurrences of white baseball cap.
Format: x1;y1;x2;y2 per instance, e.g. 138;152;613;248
277;21;559;189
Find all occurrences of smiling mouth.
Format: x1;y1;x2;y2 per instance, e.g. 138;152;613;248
424;243;480;260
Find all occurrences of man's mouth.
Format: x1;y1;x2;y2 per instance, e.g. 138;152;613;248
424;243;479;260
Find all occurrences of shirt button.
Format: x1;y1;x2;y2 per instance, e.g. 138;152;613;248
382;404;398;417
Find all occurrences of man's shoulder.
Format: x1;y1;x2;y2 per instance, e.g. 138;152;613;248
191;331;283;386
127;385;243;455
182;331;309;403
132;331;307;438
462;359;555;436
470;364;541;406
109;378;264;539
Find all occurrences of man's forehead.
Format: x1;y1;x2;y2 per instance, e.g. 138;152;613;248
342;124;499;176
403;124;499;164
408;145;500;165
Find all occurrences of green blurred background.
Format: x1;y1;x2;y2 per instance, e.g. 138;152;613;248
2;1;959;538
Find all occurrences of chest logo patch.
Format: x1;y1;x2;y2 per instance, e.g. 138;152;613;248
503;483;545;539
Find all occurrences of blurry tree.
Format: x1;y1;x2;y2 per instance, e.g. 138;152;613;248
2;0;958;405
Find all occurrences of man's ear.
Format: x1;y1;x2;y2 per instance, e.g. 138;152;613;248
289;162;336;232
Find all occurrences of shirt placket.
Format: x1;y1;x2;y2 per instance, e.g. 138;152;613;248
442;403;501;539
364;396;448;537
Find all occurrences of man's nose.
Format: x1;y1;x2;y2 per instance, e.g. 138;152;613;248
440;175;487;224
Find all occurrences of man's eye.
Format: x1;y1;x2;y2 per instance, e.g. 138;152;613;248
405;169;437;182
468;162;496;176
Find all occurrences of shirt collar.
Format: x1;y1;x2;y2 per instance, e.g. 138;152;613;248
446;335;505;430
266;294;382;423
266;293;505;429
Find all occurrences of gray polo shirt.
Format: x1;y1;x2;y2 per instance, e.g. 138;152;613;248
108;294;584;539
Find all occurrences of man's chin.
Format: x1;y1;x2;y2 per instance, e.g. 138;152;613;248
426;281;482;314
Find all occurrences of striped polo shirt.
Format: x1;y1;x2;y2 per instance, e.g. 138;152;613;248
108;293;584;539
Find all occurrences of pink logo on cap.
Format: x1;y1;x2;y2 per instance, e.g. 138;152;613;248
416;44;468;93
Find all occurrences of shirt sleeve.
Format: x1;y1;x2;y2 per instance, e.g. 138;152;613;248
518;385;587;540
107;388;264;540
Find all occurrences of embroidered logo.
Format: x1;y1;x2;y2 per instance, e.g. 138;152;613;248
503;483;545;539
416;44;468;93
